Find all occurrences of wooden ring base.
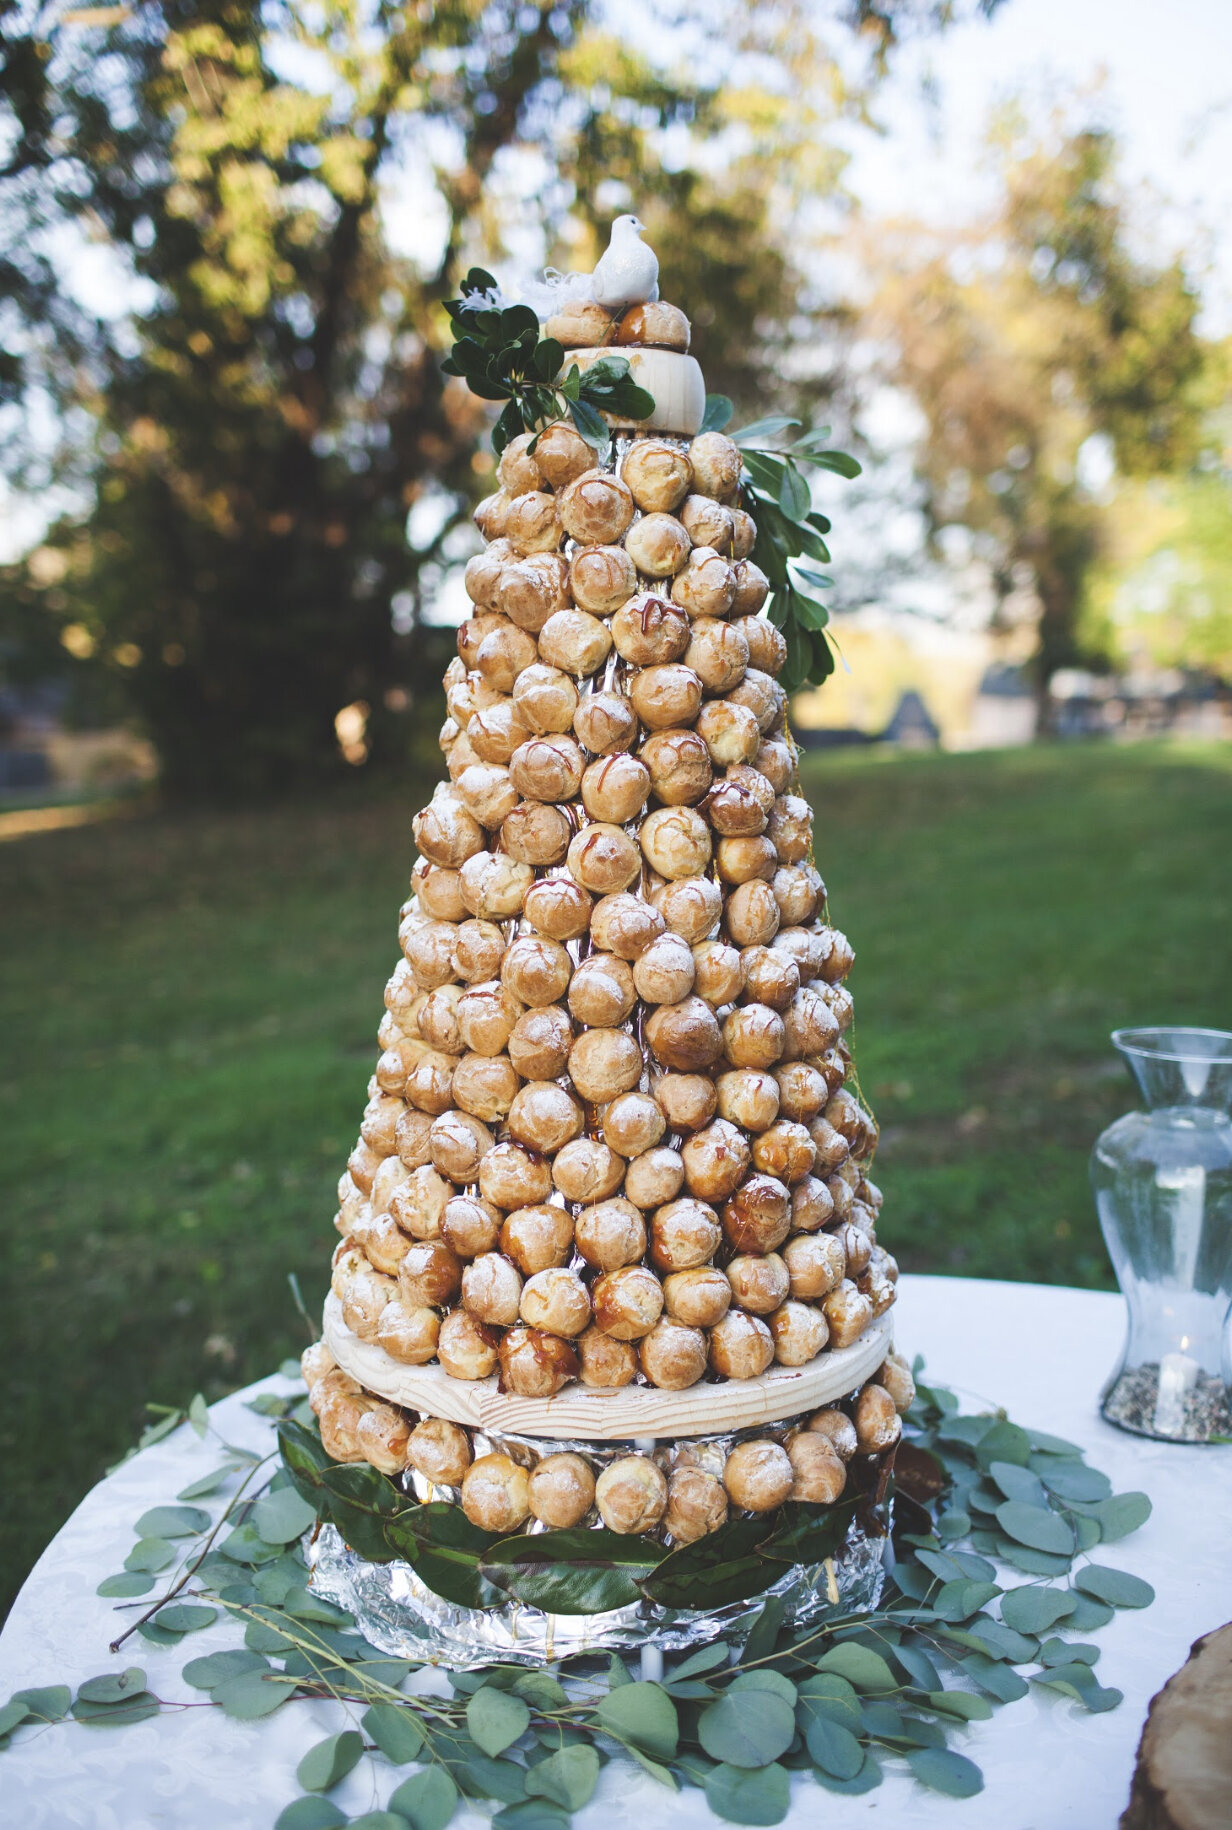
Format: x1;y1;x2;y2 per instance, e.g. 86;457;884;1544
323;1292;895;1441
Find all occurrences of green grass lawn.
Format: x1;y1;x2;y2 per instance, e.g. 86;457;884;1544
2;738;1229;1618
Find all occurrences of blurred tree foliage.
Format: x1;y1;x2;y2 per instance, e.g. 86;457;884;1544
0;0;998;796
868;117;1213;697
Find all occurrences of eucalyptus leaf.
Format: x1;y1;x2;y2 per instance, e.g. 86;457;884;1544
796;1672;861;1725
1084;1493;1152;1542
953;1654;1030;1703
804;1712;863;1779
493;1802;569;1830
595;1681;678;1760
97;1571;155;1598
1035;1462;1111;1502
467;1686;530;1757
387;1765;459;1830
1032;1667;1123;1712
10;1685;71;1723
906;1746;984;1797
776;463;811;521
525;1744;600;1812
71;1691;161;1728
923;1689;993;1721
274;1801;347;1830
987;1462;1047;1507
815;1644;896;1693
1000;1587;1076;1634
182;1649;270;1691
697;1687;795;1769
995;1501;1074;1556
219;1523;284;1566
1065;1592;1115;1631
155;1603;217;1633
671;1644;730;1682
297;1730;364;1793
739;1595;787;1666
77;1668;147;1704
734;415;801;445
704;1760;792;1825
1037;1639;1100;1668
995;1540;1074;1578
178;1465;239;1500
1074;1565;1155;1609
213;1669;294;1719
0;1699;30;1738
124;1537;177;1573
253;1487;318;1546
135;1504;211;1539
813;1750;883;1795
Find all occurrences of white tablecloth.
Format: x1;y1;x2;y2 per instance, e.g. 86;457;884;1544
1;1275;1229;1830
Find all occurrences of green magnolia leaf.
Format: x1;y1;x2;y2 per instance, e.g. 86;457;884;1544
467;1686;530;1757
274;1800;348;1830
703;1760;792;1825
10;1685;71;1724
906;1747;984;1798
297;1730;364;1793
154;1603;217;1633
995;1501;1074;1556
253;1487;318;1546
125;1537;177;1573
595;1680;679;1760
701;394;734;432
183;1650;270;1692
640;1516;776;1610
734;415;801;446
697;1687;795;1769
815;1644;897;1693
97;1571;155;1598
740;1595;788;1666
77;1668;147;1704
999;1587;1076;1635
363;1702;426;1765
213;1670;293;1719
741;450;786;494
387;1765;459;1830
525;1743;600;1812
804;1712;864;1779
809;450;862;479
568;397;609;454
135;1504;211;1538
1074;1565;1155;1609
385;1506;502;1611
481;1527;660;1615
777;462;811;521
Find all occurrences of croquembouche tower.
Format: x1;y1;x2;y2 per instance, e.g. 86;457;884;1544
301;220;912;1662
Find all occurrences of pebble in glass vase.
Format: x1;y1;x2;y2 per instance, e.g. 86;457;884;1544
1093;1027;1232;1443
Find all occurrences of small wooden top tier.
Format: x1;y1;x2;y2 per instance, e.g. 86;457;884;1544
565;347;706;437
324;1291;893;1441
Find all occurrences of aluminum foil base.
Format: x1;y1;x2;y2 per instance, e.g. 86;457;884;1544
308;1515;887;1669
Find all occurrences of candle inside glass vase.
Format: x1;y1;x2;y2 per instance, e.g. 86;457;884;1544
1092;1028;1232;1444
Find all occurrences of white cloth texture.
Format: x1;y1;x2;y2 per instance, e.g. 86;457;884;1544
1;1274;1229;1830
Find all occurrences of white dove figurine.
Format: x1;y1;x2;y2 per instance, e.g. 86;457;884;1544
590;215;660;311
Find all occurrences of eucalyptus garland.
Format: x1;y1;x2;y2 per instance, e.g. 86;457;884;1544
1;1366;1156;1828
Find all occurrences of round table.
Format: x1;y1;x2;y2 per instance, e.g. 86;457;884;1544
2;1275;1229;1830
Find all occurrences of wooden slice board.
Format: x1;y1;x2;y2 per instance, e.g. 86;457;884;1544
323;1291;894;1440
1123;1622;1232;1830
565;347;706;435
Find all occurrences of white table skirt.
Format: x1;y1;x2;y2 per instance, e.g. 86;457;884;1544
1;1274;1229;1830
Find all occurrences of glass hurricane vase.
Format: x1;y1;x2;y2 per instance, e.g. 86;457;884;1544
1093;1027;1232;1443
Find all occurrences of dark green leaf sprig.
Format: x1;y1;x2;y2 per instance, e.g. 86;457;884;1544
1;1368;1156;1827
442;268;655;462
703;394;861;695
279;1416;862;1616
